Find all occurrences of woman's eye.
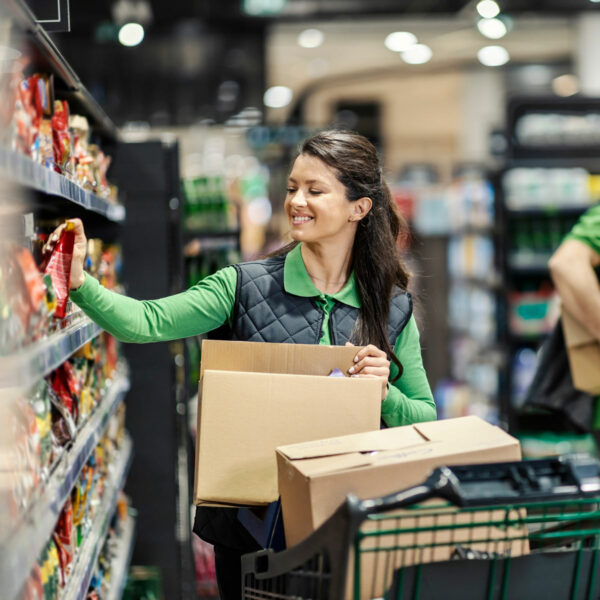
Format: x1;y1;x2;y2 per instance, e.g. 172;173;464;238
286;188;296;193
310;190;323;195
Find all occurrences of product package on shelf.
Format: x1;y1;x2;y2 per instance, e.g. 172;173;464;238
20;405;128;599
2;332;124;534
7;64;120;205
0;226;124;356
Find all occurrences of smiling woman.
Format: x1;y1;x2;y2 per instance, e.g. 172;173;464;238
50;129;435;600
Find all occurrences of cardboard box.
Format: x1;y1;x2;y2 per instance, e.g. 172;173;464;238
194;340;382;507
276;415;522;547
562;307;600;395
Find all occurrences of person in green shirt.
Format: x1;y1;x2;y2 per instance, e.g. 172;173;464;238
46;130;435;600
549;203;600;430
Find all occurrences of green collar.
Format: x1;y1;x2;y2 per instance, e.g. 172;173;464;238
283;243;361;308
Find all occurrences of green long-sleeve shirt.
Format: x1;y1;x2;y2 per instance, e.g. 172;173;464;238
71;244;436;427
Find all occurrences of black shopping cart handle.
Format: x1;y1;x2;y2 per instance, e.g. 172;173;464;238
358;453;600;514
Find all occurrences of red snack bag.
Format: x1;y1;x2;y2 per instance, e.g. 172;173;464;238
56;499;74;568
43;221;75;319
14;247;46;312
51;365;78;423
52;100;72;174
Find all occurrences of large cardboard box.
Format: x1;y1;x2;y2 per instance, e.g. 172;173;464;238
194;340;382;507
276;415;522;547
562;307;600;395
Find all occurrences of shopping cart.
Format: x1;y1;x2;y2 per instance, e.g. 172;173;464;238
241;454;600;600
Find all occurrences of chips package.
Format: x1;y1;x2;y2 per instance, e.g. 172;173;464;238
51;100;72;175
42;222;75;319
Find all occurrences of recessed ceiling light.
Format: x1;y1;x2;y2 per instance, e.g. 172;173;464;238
476;0;501;18
477;45;510;67
118;22;145;46
477;18;508;39
384;31;417;53
402;44;433;65
298;28;324;49
264;86;293;108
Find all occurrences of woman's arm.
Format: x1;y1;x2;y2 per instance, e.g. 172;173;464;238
381;315;436;427
70;267;236;343
549;239;600;340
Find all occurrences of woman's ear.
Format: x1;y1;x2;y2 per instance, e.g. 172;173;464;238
349;197;373;222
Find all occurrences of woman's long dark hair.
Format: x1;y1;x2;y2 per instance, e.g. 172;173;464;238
276;130;410;378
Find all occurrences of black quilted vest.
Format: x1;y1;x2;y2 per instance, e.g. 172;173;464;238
193;252;412;551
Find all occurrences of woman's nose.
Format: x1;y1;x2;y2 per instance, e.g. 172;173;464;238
291;190;308;207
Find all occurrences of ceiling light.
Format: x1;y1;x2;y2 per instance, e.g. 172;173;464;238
401;44;432;65
298;28;324;48
477;45;510;67
477;18;507;39
552;74;579;97
264;86;293;108
384;31;417;53
118;23;144;46
476;0;501;18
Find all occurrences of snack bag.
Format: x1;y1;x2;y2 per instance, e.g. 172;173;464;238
14;247;45;312
42;222;75;319
51;100;72;175
36;118;54;169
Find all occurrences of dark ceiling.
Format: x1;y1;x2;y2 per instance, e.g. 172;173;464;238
27;0;600;128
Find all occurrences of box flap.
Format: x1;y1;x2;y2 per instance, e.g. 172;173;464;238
413;415;503;442
277;424;427;460
562;307;597;348
200;339;364;378
290;452;376;477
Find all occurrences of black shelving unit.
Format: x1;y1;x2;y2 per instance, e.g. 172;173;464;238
498;96;600;434
109;140;195;600
0;3;136;598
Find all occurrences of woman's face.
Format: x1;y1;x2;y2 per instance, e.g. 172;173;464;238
285;154;357;245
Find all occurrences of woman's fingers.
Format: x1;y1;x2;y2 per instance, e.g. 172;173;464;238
42;223;66;254
349;354;390;375
351;366;389;377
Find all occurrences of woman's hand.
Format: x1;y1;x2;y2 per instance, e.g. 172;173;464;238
346;342;390;401
43;218;87;289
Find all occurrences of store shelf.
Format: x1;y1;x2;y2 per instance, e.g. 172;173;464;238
184;228;241;241
184;236;239;258
449;224;496;236
61;435;133;600
507;254;552;273
0;148;125;222
1;375;130;600
505;204;592;217
449;275;502;290
6;0;119;141
105;510;137;600
509;331;549;346
0;317;103;388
